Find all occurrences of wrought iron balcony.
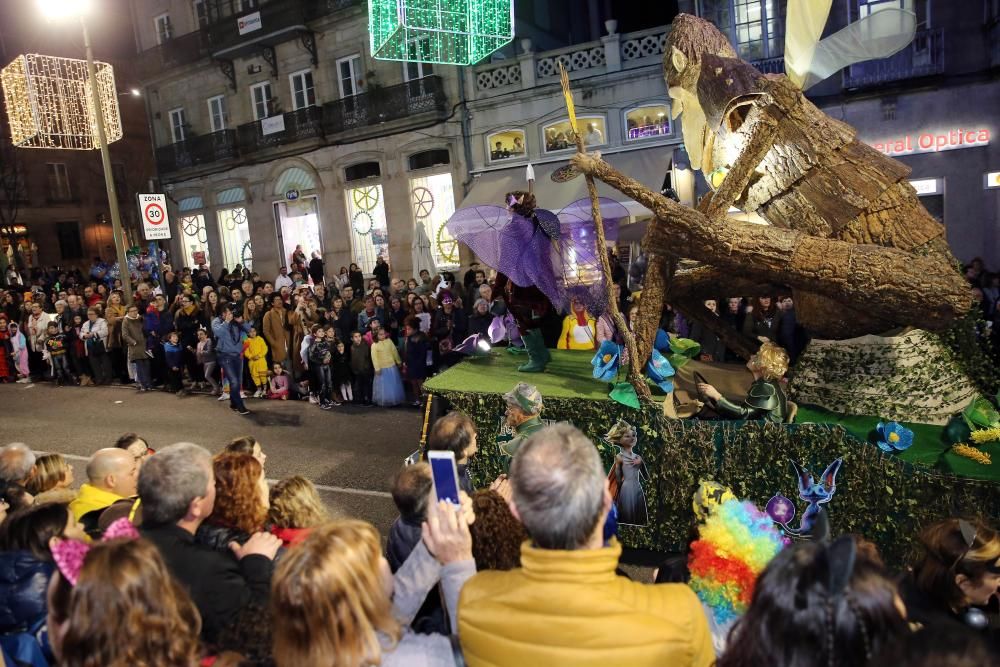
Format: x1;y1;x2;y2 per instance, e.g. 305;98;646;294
843;28;944;89
236;106;324;155
135;30;211;80
204;0;357;60
322;75;448;135
156;130;238;174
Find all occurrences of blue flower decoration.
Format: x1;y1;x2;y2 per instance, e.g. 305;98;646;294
875;421;914;452
645;348;675;393
591;340;621;382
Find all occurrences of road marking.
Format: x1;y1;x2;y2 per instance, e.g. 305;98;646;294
41;452;392;499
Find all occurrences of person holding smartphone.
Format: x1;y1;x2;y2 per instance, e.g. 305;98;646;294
212;304;252;415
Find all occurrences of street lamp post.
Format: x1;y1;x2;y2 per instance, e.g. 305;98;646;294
37;0;133;304
81;17;133;305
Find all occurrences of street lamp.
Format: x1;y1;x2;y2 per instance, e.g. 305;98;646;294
35;0;133;304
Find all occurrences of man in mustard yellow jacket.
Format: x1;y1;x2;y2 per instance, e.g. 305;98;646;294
459;423;715;667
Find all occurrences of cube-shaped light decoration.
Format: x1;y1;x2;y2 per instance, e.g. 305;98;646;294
370;0;514;65
1;53;122;150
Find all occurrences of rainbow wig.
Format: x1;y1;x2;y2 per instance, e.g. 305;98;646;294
688;498;786;626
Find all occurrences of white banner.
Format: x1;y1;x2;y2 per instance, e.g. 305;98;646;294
238;11;262;35
138;193;171;240
261;114;285;136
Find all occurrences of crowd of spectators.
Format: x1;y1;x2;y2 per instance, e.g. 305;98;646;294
0;418;997;666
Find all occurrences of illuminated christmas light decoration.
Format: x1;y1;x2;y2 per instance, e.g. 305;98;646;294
369;0;514;65
1;53;122;150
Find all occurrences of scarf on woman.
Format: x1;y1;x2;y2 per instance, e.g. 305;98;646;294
180;303;198;317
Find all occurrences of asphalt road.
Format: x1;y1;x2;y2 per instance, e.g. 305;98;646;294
0;382;423;537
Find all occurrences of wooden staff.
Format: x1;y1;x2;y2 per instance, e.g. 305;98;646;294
558;63;650;401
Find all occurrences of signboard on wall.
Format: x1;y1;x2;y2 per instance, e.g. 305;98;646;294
261;115;285;136
238;11;262;35
870;128;990;157
137;194;171;240
985;171;1000;189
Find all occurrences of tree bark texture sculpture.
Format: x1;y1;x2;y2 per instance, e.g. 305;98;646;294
572;14;970;361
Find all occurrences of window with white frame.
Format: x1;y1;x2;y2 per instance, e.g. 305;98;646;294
168;108;187;143
855;0;927;26
154;13;172;44
250;82;272;120
217;207;252;271
337;55;364;98
236;0;258;11
179;214;210;268
289;69;315;110
192;0;210;28
207;96;227;132
542;116;606;152
46;163;71;200
345;183;389;274
698;0;784;61
409;172;457;268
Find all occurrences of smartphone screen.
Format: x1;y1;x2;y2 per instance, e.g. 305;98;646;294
429;453;461;505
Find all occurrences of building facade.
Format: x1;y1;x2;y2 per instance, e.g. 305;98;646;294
131;0;467;279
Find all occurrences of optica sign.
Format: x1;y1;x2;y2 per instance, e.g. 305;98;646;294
871;128;990;156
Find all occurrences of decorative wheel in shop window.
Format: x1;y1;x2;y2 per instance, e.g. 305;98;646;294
411;186;434;218
181;216;207;244
353;211;374;236
435;224;459;265
223;208;248;231
241;241;253;271
352;186;379;211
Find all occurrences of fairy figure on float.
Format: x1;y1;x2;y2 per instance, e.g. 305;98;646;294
605;419;649;526
446;166;629;373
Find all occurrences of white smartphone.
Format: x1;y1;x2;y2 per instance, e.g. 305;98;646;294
427;450;461;505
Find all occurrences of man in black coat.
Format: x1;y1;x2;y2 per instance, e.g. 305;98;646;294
138;442;281;646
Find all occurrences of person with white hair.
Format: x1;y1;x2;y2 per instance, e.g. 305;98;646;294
0;442;36;486
459;423;714;667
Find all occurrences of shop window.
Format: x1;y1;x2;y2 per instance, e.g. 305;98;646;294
217;207;252;271
486;129;526;162
345;161;381;182
408;149;450;171
56;221;83;260
542;116;606;153
345;184;389;274
179;214;210;268
410;172;458;269
624;104;671;141
274;196;322;270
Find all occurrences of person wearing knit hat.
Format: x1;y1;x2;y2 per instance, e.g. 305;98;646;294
499;382;545;465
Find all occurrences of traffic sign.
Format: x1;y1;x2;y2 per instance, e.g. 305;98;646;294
138;193;172;240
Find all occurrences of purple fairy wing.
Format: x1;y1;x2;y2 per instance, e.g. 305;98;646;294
555;197;630;315
444;205;512;271
494;209;565;310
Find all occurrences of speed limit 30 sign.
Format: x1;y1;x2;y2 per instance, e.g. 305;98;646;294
138;193;172;240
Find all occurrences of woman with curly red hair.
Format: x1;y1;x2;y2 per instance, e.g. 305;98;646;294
195;453;272;553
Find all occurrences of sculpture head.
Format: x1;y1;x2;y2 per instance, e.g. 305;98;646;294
664;14;738;172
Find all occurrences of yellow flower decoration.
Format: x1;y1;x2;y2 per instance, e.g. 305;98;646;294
969;426;1000;444
951;444;992;466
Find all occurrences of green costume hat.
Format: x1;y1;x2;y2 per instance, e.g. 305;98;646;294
503;382;543;415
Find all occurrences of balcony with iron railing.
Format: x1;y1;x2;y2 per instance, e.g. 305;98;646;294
323;75;449;135
155;130;238;173
843;27;945;89
205;0;361;58
135;30;211;80
236;106;324;155
155;76;449;174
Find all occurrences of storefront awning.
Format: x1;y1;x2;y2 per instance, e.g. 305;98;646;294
458;147;672;218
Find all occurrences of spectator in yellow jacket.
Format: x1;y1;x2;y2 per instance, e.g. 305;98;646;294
557;298;597;350
459;424;714;667
244;327;269;398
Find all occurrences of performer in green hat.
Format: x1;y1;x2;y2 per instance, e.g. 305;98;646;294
500;382;545;465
